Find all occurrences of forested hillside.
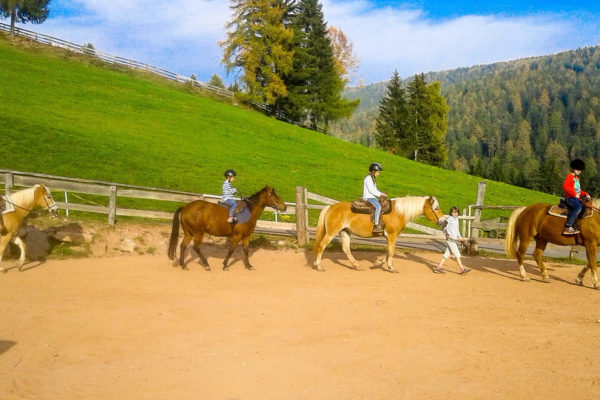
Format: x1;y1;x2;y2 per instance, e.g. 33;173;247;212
331;46;600;195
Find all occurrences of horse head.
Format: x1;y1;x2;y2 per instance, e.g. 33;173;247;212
261;185;287;212
35;184;59;217
424;196;446;227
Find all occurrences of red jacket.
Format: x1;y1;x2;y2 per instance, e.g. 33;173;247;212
563;173;588;198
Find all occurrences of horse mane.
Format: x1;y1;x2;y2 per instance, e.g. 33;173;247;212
9;185;37;203
392;196;434;222
245;186;270;207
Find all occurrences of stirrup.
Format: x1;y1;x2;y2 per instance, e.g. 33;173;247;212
563;226;579;235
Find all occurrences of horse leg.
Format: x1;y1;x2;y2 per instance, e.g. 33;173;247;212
314;232;338;272
13;236;27;271
382;233;399;273
577;243;600;289
0;234;11;272
192;232;210;271
516;235;532;281
241;236;254;270
178;231;193;270
223;235;242;271
533;239;550;283
339;230;360;270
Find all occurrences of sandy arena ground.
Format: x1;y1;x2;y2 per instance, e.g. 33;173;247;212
1;246;599;400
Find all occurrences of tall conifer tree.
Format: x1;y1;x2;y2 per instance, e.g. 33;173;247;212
279;0;358;131
220;0;294;105
373;70;408;153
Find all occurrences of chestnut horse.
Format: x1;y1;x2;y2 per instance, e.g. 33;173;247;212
504;199;600;289
0;184;59;271
313;196;446;272
168;185;286;270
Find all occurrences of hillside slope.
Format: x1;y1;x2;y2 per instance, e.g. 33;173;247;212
0;33;556;217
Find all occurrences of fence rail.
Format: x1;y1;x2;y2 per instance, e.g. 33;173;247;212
0;22;233;100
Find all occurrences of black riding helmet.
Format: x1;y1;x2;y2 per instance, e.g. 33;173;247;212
369;162;383;172
570;159;585;171
224;169;237;177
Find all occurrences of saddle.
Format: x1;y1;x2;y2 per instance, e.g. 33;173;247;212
218;200;251;224
351;197;392;223
547;198;593;219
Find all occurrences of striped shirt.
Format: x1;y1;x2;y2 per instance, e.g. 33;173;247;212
222;180;237;201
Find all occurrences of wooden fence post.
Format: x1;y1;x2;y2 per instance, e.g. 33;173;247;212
470;181;487;239
296;186;308;246
5;173;14;195
108;185;117;226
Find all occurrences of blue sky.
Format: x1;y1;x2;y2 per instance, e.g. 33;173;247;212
8;1;600;85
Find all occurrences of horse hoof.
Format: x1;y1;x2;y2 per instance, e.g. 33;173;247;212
594;284;600;290
521;276;530;282
575;278;583;286
246;266;255;270
542;277;551;283
223;266;229;271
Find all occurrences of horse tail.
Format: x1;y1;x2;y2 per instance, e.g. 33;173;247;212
504;206;526;259
313;205;331;254
168;206;183;260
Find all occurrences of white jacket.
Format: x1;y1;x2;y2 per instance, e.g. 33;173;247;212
363;174;382;199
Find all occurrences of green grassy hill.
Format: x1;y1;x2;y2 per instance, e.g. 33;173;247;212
0;32;557;221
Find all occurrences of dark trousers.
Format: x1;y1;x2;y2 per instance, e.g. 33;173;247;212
565;197;582;227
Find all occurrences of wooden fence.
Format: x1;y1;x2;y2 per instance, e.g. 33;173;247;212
1;169;450;248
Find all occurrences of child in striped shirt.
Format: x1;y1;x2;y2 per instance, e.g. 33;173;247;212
433;206;470;275
222;169;238;223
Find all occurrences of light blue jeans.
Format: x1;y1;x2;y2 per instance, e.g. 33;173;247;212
224;199;237;217
367;198;381;225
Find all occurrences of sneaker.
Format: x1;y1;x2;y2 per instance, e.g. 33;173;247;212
563;226;579;235
372;224;383;234
227;216;234;223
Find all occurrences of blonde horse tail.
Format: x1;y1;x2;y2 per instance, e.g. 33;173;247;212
504;206;526;259
313;205;331;254
168;207;183;260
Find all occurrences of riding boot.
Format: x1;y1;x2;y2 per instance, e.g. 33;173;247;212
372;222;384;235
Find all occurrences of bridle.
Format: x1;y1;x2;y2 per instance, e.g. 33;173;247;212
427;197;446;226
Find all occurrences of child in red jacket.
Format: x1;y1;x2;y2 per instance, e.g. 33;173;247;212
562;159;590;235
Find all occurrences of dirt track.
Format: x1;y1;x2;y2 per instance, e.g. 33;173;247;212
1;247;599;400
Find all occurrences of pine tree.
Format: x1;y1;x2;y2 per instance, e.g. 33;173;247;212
373;70;408;153
278;0;358;131
0;0;50;34
406;74;448;166
220;0;294;105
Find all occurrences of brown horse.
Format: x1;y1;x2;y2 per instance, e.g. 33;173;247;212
168;185;287;270
504;199;600;289
313;196;446;272
0;184;59;271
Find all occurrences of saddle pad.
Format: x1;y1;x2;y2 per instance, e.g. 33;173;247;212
548;205;593;219
1;195;14;214
218;201;251;224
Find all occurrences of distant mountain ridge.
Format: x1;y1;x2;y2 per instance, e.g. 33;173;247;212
331;45;600;195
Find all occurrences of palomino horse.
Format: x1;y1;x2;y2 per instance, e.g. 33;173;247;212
505;200;600;289
0;184;59;271
168;185;287;270
313;196;446;272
